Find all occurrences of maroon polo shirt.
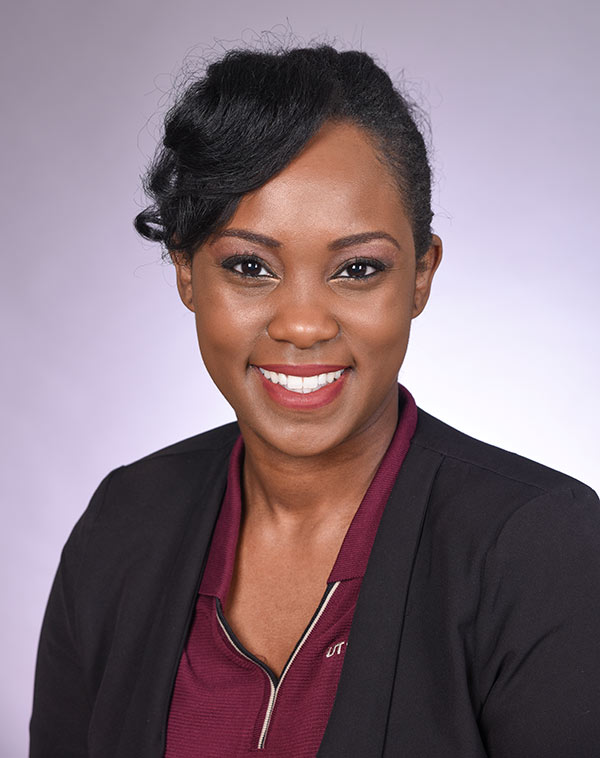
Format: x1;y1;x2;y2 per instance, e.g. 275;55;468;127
165;385;417;757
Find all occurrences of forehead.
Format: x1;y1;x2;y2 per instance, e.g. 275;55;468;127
225;122;413;249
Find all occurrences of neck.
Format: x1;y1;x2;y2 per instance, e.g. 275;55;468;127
239;389;399;533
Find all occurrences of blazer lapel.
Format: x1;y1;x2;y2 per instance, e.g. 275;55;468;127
114;445;232;758
318;441;443;757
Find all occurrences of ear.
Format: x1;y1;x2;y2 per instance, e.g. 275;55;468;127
170;252;195;312
412;234;442;319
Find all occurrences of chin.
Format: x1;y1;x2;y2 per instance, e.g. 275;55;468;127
255;425;350;459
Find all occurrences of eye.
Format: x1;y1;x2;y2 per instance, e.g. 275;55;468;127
332;258;387;279
221;254;276;279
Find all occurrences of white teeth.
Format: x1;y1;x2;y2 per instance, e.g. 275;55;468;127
260;369;278;384
258;367;345;394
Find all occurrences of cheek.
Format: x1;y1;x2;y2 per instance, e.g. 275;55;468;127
343;282;414;363
192;285;266;369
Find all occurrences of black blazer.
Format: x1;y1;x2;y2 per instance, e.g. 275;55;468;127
30;408;600;758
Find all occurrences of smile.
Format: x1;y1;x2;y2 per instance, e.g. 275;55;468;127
258;367;345;394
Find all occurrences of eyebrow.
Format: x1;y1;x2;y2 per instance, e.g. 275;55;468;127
217;229;281;248
328;231;401;252
215;229;402;251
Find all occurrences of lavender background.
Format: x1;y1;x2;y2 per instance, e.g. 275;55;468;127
2;0;598;754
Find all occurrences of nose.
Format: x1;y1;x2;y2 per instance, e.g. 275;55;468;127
267;290;340;349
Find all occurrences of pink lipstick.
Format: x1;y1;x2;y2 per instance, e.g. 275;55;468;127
252;364;350;410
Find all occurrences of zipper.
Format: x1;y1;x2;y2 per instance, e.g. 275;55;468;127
216;580;340;749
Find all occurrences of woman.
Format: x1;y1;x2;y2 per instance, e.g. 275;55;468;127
30;45;600;757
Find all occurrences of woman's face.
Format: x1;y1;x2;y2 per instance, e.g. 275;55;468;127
173;121;441;458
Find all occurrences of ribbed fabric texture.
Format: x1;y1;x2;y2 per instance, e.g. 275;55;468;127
165;385;417;757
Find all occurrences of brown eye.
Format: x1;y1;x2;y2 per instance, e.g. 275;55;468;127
333;258;386;279
346;261;371;277
221;255;276;278
239;259;263;276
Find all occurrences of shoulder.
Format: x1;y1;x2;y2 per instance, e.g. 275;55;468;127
413;406;595;499
73;421;240;543
54;421;240;611
99;419;240;497
410;407;599;559
409;409;600;654
412;412;600;753
114;419;240;484
133;419;241;462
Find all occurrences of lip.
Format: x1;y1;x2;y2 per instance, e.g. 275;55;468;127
252;365;350;410
256;364;349;377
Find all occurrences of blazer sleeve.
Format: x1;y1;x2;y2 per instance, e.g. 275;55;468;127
29;469;118;758
476;484;600;758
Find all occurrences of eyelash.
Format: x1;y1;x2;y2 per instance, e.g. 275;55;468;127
221;254;275;279
333;257;387;279
220;254;387;280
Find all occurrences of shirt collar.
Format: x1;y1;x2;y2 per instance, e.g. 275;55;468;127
328;384;417;582
199;384;418;600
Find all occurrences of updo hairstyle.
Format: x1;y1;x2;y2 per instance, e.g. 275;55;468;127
134;45;433;263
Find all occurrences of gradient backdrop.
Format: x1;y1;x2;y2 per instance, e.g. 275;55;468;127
2;0;599;754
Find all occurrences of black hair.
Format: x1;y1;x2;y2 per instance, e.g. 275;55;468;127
134;44;433;262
